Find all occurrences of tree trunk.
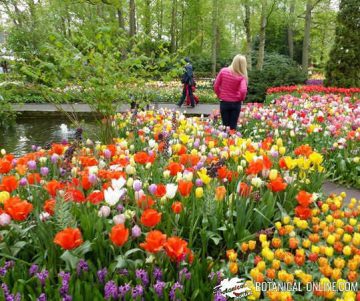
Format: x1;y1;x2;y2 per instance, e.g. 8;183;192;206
211;0;218;76
170;0;177;53
288;0;295;59
244;0;252;70
144;0;151;35
302;0;312;73
129;0;136;37
117;4;125;30
157;0;163;39
256;0;267;71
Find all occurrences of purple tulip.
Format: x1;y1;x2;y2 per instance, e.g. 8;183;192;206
0;213;11;226
40;167;49;177
133;179;142;192
88;174;97;184
28;160;37;170
19;177;28;187
103;149;112;159
148;184;157;195
131;225;141;238
195;179;203;187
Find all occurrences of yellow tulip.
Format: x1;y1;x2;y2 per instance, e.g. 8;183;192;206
195;187;204;199
0;191;10;204
343;246;352;256
269;169;278;181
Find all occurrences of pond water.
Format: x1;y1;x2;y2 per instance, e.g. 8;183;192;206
0;117;100;157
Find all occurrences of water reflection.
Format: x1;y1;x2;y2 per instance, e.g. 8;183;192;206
0;117;99;156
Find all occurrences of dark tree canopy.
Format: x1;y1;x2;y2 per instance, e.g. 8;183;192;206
325;0;360;87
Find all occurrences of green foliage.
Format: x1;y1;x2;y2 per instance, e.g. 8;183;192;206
0;92;17;128
325;0;360;87
247;53;306;102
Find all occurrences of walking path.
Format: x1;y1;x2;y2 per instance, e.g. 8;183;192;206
12;103;219;116
322;181;360;203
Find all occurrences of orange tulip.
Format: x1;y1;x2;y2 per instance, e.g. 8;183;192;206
140;230;167;253
134;152;150;165
4;197;33;221
45;180;63;197
154;184;166;198
167;162;183;176
54;228;83;250
215;186;226;201
267;177;287;192
0;175;18;192
164;236;189;262
140;209;162;227
296;190;313;207
44;199;56;215
171;201;183;214
86;191;104;205
178;180;193;197
109;224;129;247
0;159;11;174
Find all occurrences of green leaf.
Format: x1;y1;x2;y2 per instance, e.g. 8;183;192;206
60;250;80;269
124;248;142;258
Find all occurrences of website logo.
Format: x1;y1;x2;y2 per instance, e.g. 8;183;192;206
214;277;252;299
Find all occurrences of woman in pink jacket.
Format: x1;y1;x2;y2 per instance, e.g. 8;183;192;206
214;54;248;131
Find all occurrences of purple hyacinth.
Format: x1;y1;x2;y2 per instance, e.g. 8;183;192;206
213;291;227;301
97;268;108;284
118;283;131;298
76;259;89;276
135;269;149;286
153;280;166;298
178;267;191;283
62;295;72;301
29;264;39;276
1;284;21;301
169;282;183;301
58;271;71;298
36;270;49;286
131;285;144;298
0;267;7;277
4;261;14;269
153;267;163;281
104;280;118;300
37;293;47;301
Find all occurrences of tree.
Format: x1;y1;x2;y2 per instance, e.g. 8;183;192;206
325;0;360;87
243;0;252;69
287;0;296;59
211;0;218;75
129;0;136;37
170;0;177;53
256;0;275;70
302;0;323;73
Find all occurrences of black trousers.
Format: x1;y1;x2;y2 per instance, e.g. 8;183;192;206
178;85;195;107
220;101;241;130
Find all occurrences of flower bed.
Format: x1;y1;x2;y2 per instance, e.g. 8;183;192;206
213;94;360;188
0;108;334;300
266;86;360;103
217;192;360;301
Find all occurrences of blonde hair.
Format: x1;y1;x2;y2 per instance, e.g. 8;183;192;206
228;54;248;80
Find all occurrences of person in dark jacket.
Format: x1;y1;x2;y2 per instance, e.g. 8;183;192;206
177;57;195;108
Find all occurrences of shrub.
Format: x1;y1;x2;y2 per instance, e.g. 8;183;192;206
246;53;306;102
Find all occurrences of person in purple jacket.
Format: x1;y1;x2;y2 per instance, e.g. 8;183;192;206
214;54;248;131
